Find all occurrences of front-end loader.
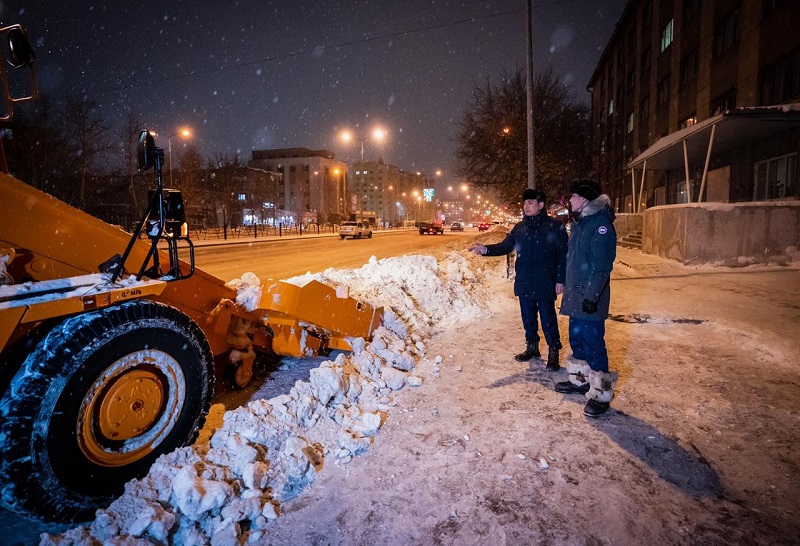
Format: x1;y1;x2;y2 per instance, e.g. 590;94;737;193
0;25;382;523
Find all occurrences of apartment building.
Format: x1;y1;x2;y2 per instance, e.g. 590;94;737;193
589;0;800;211
351;159;434;225
249;148;348;224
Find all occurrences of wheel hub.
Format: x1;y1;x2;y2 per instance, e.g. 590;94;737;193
97;369;164;441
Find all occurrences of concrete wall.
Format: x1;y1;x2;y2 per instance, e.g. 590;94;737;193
642;201;800;265
614;213;642;239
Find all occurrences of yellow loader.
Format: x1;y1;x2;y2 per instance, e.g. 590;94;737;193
0;25;381;523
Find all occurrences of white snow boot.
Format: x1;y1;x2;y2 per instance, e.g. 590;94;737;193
584;370;618;417
554;355;591;394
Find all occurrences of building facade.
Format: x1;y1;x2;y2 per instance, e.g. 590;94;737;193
351;159;434;225
249;148;348;224
589;0;800;211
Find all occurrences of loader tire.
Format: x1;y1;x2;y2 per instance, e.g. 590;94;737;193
0;300;214;523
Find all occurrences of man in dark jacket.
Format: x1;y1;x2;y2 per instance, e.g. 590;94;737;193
555;179;618;417
470;188;568;370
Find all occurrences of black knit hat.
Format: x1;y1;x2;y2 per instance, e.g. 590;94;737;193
522;188;546;202
570;179;601;201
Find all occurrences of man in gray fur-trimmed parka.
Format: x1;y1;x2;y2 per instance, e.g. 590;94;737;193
555;179;618;417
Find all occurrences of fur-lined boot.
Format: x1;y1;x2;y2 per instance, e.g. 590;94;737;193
584;370;618;417
554;355;591;395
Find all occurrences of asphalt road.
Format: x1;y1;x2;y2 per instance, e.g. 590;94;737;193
192;228;475;281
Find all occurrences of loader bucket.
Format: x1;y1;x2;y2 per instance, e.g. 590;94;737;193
257;279;382;355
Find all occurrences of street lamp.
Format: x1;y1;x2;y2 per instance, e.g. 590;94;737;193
168;128;192;188
341;127;387;218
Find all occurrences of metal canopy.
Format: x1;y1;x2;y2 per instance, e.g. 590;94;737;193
628;105;800;171
623;104;800;210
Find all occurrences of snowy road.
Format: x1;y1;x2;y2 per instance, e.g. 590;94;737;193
193;229;474;280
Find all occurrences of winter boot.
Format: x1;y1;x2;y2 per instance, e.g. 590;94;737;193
514;343;540;362
545;347;560;371
554;355;590;394
583;370;618;418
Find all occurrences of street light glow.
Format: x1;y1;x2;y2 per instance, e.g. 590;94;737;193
166;127;193;188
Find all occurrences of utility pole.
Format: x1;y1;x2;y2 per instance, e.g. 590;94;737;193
526;0;537;190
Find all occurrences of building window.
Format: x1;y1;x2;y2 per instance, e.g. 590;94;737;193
683;0;701;23
764;0;788;17
754;153;796;200
713;5;740;58
640;95;650;123
628;27;636;55
238;193;246;201
657;75;671;106
643;0;653;24
660;19;674;52
627;112;635;134
710;88;737;114
680;49;699;87
678;115;697;129
608;99;614;116
759;47;800;105
641;47;651;78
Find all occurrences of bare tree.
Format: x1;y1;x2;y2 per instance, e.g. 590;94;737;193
455;68;591;206
10;94;78;202
121;111;143;213
64;96;109;210
207;153;242;239
177;144;206;227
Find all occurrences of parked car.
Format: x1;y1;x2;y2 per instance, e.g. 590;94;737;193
450;222;464;232
478;222;490;231
339;221;372;239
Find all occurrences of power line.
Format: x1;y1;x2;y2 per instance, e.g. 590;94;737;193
91;0;579;96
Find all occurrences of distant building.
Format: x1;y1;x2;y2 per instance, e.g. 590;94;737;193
249;148;348;224
351;159;433;225
589;0;800;212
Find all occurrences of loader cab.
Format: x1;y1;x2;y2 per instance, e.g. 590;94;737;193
147;188;187;238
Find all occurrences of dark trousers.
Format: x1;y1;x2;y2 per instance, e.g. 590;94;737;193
568;317;609;372
518;295;561;350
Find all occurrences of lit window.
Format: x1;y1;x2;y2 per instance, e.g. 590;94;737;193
627;113;635;133
608;99;614;116
678;115;697;129
754;153;796;200
238;193;246;201
660;19;674;52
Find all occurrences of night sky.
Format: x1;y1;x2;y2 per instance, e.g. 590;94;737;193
3;0;627;189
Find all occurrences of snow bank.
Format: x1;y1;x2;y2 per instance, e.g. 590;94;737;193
41;251;495;545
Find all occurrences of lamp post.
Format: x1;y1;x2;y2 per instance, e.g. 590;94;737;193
341;128;387;219
168;128;192;188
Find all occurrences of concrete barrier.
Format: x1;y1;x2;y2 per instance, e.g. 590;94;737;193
614;213;642;239
642;201;800;265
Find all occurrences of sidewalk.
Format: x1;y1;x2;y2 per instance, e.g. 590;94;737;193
261;246;800;545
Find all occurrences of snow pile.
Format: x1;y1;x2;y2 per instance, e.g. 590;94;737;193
225;272;262;311
41;251;494;545
0;251;12;286
288;251;496;338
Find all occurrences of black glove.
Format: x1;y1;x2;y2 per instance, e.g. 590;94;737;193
582;299;598;314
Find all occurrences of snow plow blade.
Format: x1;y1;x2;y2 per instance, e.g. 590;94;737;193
259;279;382;355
